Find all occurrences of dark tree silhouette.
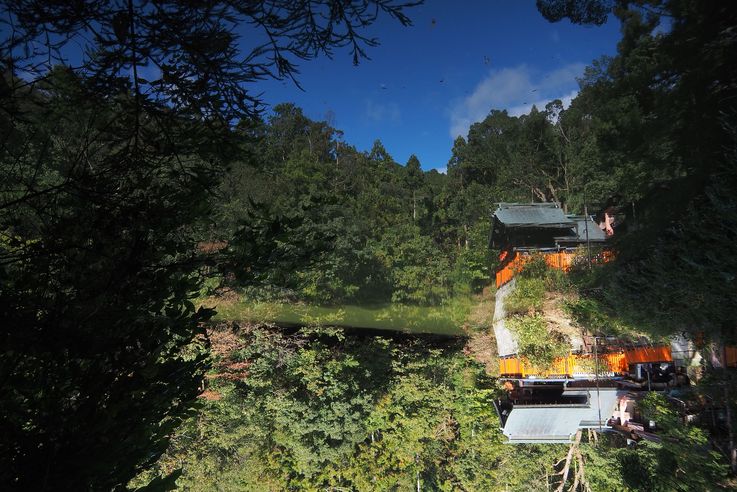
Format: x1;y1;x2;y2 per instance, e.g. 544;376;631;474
536;0;612;25
0;1;419;489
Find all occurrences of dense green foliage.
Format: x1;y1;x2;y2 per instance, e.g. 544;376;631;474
508;314;569;368
217;106;493;306
538;1;737;341
2;0;736;489
138;326;731;491
0;1;419;489
0;67;217;490
136;326;566;491
505;277;546;315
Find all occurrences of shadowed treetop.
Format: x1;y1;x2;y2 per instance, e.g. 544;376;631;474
2;0;419;123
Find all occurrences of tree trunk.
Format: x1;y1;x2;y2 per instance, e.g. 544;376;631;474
555;430;582;492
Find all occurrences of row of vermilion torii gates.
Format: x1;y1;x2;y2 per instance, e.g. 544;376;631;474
496;248;737;377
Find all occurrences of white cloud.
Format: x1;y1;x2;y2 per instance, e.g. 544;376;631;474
433;166;447;174
365;100;400;122
449;63;585;139
506;89;578;118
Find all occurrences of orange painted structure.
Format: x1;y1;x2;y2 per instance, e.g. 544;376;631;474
495;249;614;289
725;345;737;368
499;345;673;378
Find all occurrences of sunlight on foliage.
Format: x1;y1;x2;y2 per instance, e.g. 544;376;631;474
507;314;569;368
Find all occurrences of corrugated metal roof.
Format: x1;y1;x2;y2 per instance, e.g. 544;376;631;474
570;216;607;242
503;389;623;444
494;203;574;228
503;406;584;443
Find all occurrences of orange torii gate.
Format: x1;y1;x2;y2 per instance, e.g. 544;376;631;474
499;345;672;378
724;345;737;368
495;249;614;289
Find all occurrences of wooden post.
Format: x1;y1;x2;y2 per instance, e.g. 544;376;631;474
726;382;737;474
584;188;592;270
595;337;602;432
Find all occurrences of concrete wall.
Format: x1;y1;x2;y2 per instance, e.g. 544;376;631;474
493;279;519;357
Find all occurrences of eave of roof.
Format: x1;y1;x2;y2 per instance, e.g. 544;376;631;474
504;437;575;444
567;215;607;242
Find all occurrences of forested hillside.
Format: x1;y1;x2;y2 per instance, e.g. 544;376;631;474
212;103;492;306
2;0;736;490
211;99;601;306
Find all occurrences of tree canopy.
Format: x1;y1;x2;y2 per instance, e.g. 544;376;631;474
0;1;419;489
2;0;736;489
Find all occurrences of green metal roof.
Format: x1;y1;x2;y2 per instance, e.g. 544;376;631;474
558;215;607;242
493;203;574;228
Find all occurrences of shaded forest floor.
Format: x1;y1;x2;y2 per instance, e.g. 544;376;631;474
463;286;499;376
198;289;479;335
199;285;503;378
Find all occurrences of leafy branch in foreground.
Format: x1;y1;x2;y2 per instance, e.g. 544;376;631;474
0;1;419;489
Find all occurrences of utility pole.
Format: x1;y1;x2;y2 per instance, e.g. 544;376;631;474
594;336;602;432
583;186;592;269
725;380;737;474
415;454;421;492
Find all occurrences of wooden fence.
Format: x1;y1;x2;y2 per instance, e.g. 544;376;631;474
499;345;673;378
495;249;614;289
725;345;737;368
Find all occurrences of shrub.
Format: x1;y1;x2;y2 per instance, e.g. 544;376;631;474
518;253;574;292
199;275;224;297
380;227;452;305
507;314;569;368
564;298;640;337
518;254;549;279
505;277;545;315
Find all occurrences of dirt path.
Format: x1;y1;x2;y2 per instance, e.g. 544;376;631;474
542;291;585;352
463;286;499;376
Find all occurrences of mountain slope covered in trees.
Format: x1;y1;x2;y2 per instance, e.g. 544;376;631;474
1;0;736;490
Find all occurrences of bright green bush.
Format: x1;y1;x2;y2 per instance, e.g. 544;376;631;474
518;254;550;280
518;253;573;291
505;277;545;315
135;327;545;490
507;314;569;368
378;225;452;305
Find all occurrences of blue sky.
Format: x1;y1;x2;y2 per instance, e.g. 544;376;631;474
257;1;622;172
7;1;622;172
